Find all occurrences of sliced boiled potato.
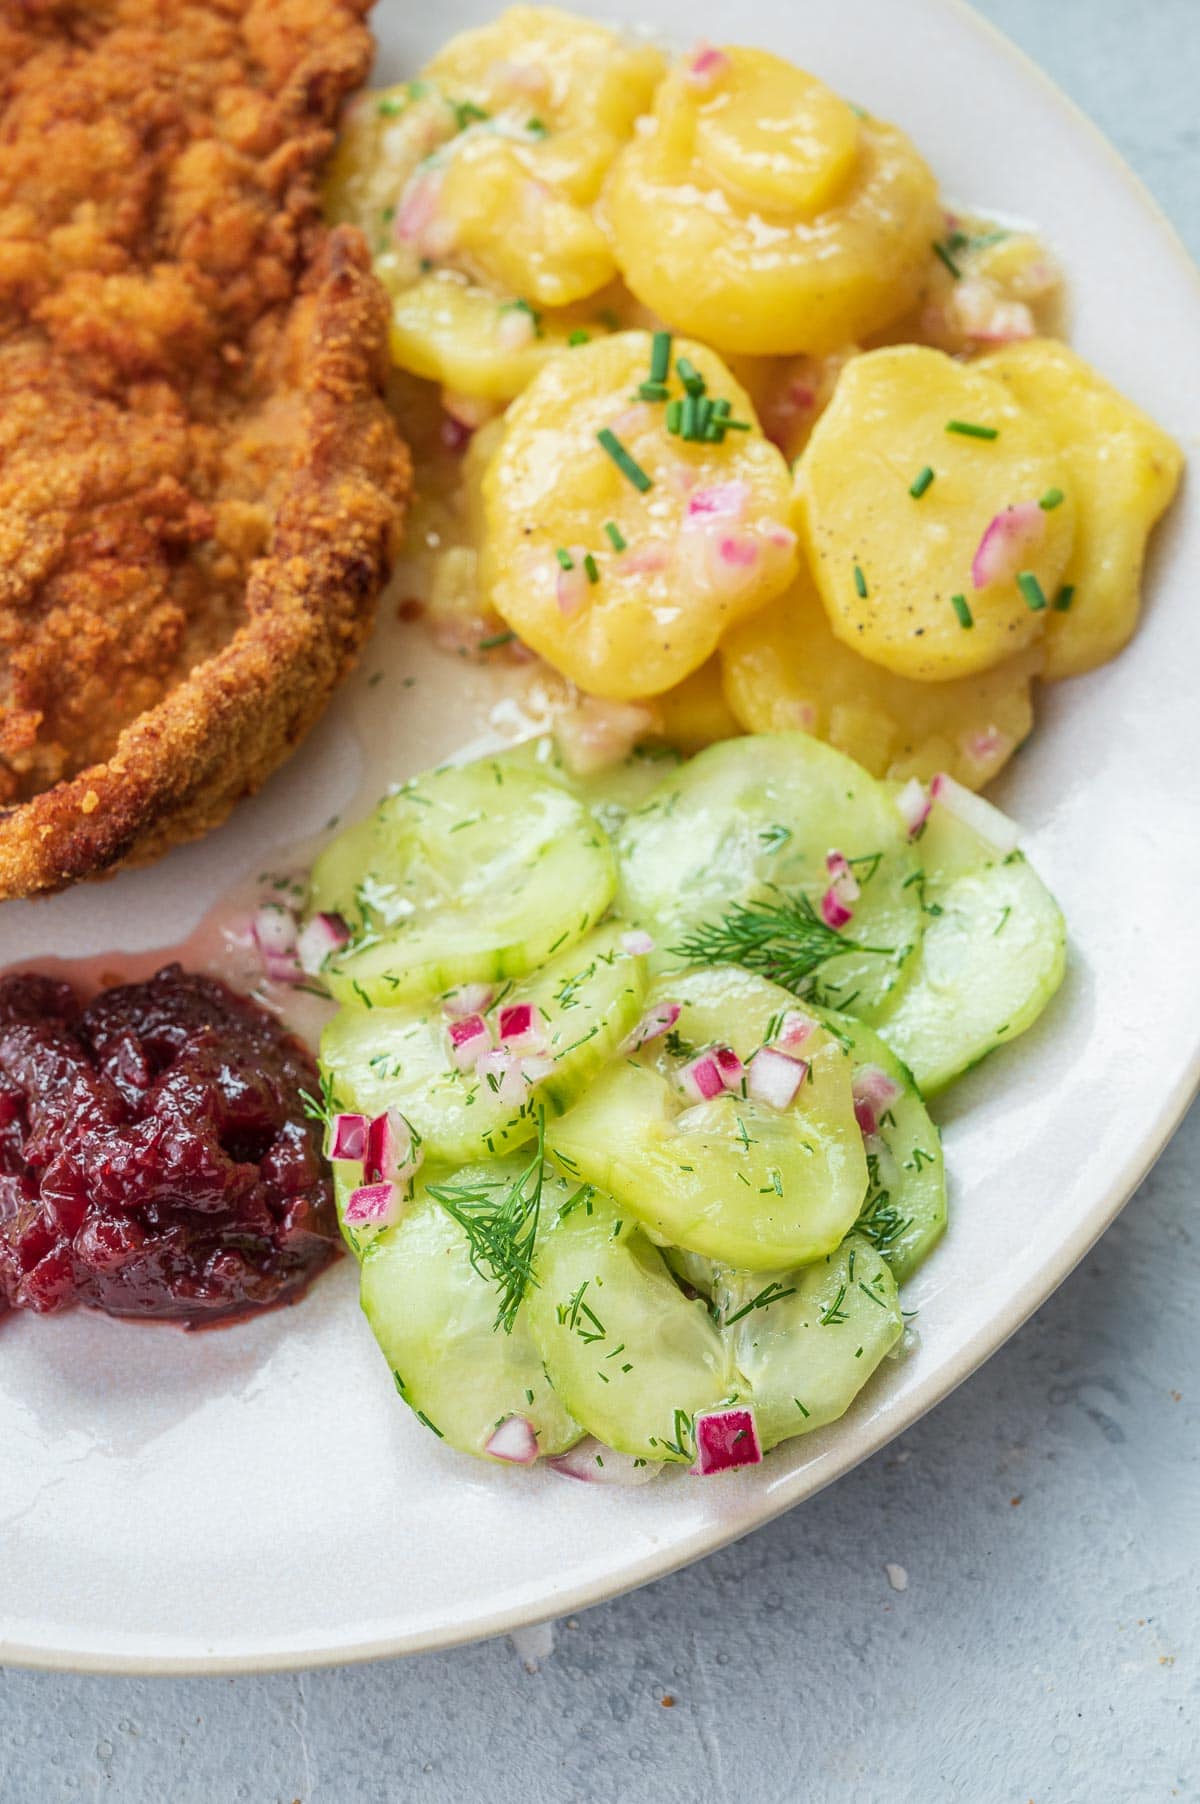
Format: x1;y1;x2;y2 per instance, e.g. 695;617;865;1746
976;338;1183;679
481;331;798;698
720;561;1038;789
326;8;665;398
603;48;941;356
424;6;667;206
652;657;742;753
796;345;1075;680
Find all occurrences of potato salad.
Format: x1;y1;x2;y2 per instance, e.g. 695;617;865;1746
326;5;1182;793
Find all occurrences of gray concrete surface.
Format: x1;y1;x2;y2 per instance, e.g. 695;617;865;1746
1;2;1197;1798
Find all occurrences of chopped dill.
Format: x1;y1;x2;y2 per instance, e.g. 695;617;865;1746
426;1110;547;1333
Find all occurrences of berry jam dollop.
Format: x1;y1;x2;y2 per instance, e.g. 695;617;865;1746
0;965;338;1325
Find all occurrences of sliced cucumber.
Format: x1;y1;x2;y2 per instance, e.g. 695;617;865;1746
360;1165;580;1463
617;733;922;1021
717;1235;902;1451
527;1188;732;1463
817;1007;946;1282
320;923;647;1169
490;736;686;842
310;760;617;1006
875;802;1065;1094
548;966;868;1271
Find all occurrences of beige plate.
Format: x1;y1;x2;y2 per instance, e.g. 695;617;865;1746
1;0;1197;1673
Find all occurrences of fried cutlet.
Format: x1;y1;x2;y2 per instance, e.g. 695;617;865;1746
0;0;411;898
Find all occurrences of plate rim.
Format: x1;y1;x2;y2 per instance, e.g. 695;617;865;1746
3;0;1198;1676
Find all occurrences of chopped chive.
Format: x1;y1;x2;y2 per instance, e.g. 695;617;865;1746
909;465;935;499
680;394;699;441
932;239;962;279
478;629;516;650
452;99;489;130
603;520;627;551
722;418;752;432
950;592;974;629
525;116;548;137
567;329;590;347
1039;487;1065;511
712;398;732;420
676;356;706;397
1016;570;1048;611
853;563;869;600
596;428;653;492
500;296;542;337
637;380;669;402
945;419;999;440
1053;583;1076;613
665;398;682;435
555;546;575;571
583;553;600;584
694;397;714;440
649;331;672;384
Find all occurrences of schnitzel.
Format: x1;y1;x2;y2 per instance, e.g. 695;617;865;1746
0;0;410;898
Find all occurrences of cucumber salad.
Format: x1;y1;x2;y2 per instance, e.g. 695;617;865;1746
302;732;1065;1480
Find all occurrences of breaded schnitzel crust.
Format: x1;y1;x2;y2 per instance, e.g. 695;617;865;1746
0;0;410;896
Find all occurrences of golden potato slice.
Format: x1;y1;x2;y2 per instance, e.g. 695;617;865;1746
324;10;665;398
602;48;941;356
481;332;798;698
424;7;666;205
796;346;1075;680
652;656;741;752
720;563;1038;789
976;339;1183;678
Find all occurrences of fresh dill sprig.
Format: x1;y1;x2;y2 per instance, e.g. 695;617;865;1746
669;886;886;993
426;1110;547;1333
723;1280;798;1327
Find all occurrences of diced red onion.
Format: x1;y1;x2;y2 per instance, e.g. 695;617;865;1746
687;480;750;521
609;403;651;439
325;1112;368;1163
685;42;732;88
519;1054;556;1085
477;1047;531;1107
852;1065;903;1137
621;1000;681;1053
825;850;861;903
929;771;1021;854
961;725;1015;778
448;1012;491;1071
746;1046;808;1110
365;1107;422;1185
618;542;669;575
821;889;853;929
297;911;350;976
712;1045;745;1090
484;1415;540;1465
691;1406;763;1475
764;522;798;552
770;1009;817;1054
343;1181;401;1228
554;697;655;776
253;904;297;958
620;929;655;956
396;170;442;248
440;414;474;453
971;501;1046;591
677;1053;726;1103
717;533;759;569
548;1437;664;1485
498;307;537;352
952;277;1035;345
444;983;495;1018
556;556;589;617
896;778;931;838
499;1002;549;1055
489;58;550;99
